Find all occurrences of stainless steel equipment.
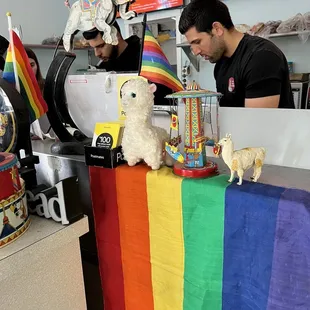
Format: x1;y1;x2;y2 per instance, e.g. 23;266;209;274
290;73;309;109
291;81;309;109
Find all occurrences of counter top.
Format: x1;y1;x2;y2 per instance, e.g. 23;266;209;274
0;215;89;281
32;140;310;191
32;140;85;162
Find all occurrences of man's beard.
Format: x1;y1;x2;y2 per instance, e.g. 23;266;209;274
101;45;119;71
103;45;118;62
209;36;226;64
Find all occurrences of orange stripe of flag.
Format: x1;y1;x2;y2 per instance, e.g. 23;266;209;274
14;49;44;115
144;41;161;50
14;48;41;113
116;164;155;310
12;31;46;114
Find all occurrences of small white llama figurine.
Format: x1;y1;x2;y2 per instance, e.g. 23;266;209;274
217;134;266;185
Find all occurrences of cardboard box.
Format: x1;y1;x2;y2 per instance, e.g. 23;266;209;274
84;145;126;168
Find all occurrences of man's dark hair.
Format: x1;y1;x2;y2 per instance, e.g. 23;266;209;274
82;21;121;40
0;35;9;56
179;0;234;34
0;56;5;71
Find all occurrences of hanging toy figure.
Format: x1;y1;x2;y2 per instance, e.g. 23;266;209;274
63;0;137;52
213;142;222;157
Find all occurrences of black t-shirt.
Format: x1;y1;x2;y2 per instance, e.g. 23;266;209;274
97;35;141;72
214;34;295;109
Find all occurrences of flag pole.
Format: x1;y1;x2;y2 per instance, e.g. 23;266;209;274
6;12;20;93
138;13;147;75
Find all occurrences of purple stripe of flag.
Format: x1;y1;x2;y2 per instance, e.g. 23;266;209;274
267;188;310;310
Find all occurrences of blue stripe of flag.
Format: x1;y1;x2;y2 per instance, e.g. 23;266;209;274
142;53;171;68
222;180;285;310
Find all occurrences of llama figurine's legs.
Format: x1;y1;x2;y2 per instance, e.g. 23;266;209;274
237;170;244;185
127;157;140;167
252;159;263;182
144;153;162;170
228;170;235;183
252;166;262;182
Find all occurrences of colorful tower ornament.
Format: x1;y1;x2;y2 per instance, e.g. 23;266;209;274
166;81;222;178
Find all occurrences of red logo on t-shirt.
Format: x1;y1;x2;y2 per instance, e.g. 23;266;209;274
228;77;235;92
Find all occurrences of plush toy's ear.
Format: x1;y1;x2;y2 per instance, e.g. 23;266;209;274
149;83;157;93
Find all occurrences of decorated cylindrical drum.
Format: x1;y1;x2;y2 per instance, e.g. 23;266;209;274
0;152;30;248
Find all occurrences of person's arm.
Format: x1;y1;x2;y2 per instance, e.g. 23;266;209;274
244;50;284;108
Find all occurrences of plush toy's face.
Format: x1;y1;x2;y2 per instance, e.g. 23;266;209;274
120;79;157;112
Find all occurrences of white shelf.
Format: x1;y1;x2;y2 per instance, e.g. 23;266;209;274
177;30;310;48
268;30;310;38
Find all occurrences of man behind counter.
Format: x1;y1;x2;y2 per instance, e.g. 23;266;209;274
82;21;172;104
179;0;295;109
82;21;140;72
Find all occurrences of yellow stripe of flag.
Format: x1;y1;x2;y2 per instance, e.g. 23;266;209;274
145;34;160;45
146;167;184;310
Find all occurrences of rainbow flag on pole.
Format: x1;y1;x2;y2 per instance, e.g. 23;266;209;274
3;30;48;123
139;24;184;92
90;164;310;310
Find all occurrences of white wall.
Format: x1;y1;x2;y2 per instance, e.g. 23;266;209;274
0;1;68;44
184;0;310;91
0;1;128;77
0;1;89;76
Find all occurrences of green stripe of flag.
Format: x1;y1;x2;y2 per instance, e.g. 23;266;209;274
182;175;231;310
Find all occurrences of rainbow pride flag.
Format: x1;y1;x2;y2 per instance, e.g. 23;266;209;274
89;165;310;310
3;30;48;123
139;25;184;92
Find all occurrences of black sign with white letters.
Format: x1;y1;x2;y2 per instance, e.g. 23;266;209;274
26;176;84;225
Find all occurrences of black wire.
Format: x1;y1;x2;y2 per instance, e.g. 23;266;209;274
53;34;64;59
46;125;52;134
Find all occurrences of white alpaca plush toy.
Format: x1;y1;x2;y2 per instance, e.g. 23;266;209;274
217;134;266;186
121;78;172;170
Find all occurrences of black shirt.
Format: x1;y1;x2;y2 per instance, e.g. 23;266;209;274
214;34;295;109
97;35;141;72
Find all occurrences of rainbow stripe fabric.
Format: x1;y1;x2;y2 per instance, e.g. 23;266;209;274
3;30;48;123
89;165;310;310
139;25;184;92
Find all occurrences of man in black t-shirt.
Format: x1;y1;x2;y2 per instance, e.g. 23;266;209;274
0;35;9;73
83;21;172;105
83;21;141;72
179;0;295;109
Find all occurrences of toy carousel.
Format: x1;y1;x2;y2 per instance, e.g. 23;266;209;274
165;81;222;178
